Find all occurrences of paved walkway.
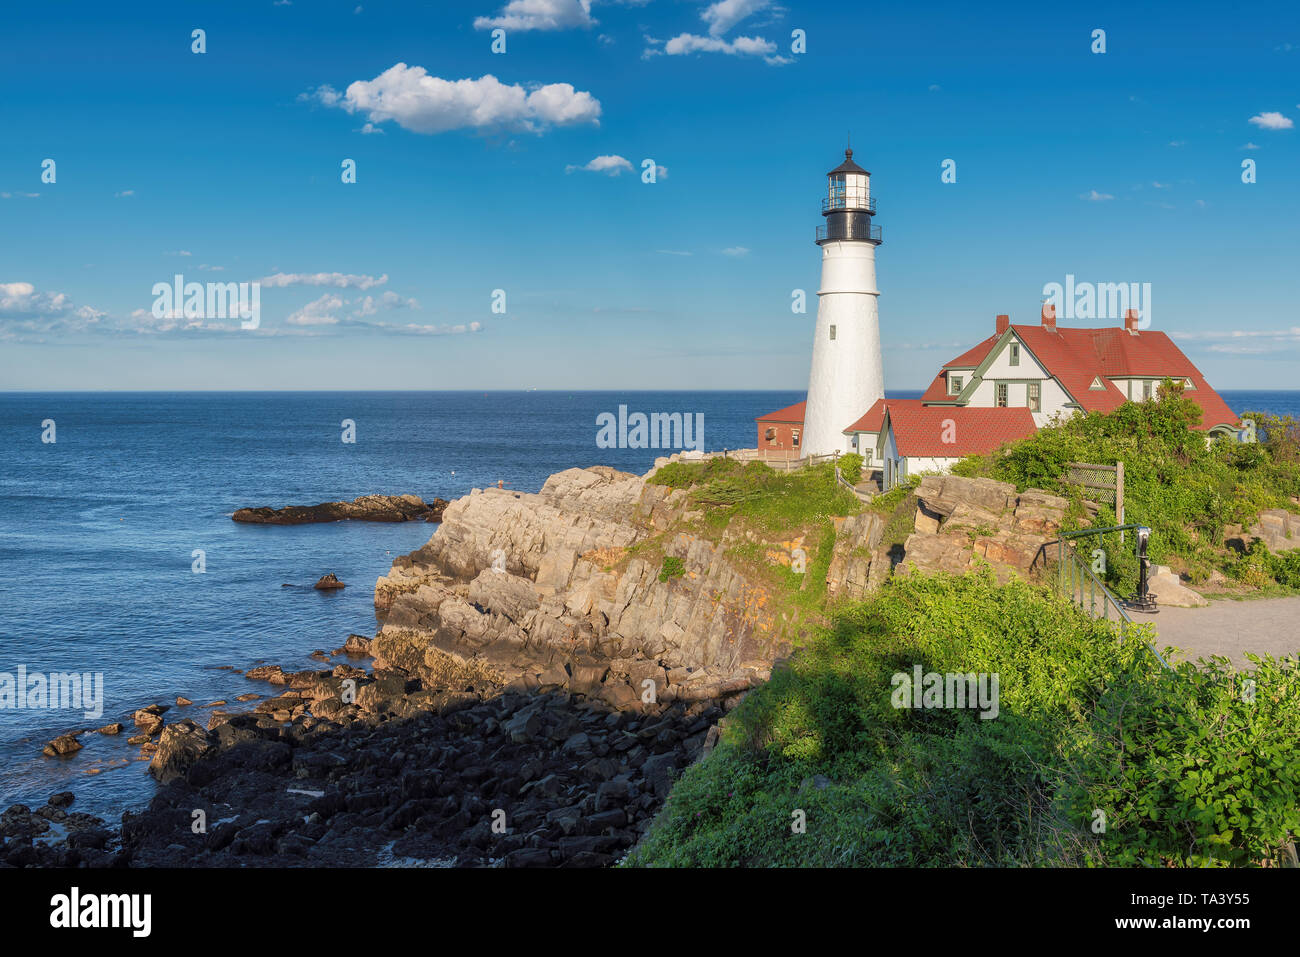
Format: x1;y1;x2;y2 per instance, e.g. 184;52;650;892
1137;596;1300;668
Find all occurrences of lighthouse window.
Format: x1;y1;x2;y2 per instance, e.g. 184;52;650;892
829;325;836;340
830;175;846;206
1009;342;1020;366
996;383;1009;407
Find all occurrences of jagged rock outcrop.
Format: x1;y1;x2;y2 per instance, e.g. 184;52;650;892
824;512;888;601
373;466;792;708
1250;509;1300;553
898;476;1067;581
233;494;447;525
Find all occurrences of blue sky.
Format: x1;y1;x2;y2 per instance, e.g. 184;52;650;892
1;0;1297;390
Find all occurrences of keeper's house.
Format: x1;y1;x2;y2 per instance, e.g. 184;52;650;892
758;304;1240;490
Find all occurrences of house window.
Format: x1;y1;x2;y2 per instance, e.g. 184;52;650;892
1089;376;1106;391
1027;382;1041;412
996;383;1008;407
1009;342;1020;366
829;325;836;340
1184;377;1196;390
791;430;800;447
950;375;964;395
1142;379;1153;400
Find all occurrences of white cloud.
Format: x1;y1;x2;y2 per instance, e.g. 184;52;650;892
1080;189;1114;202
358;122;384;134
114;189;135;198
287;294;344;326
380;290;418;309
721;246;750;256
1;192;39;199
700;0;774;36
309;64;601;135
0;282;106;339
0;282;69;315
656;249;692;256
1241;142;1261;150
656;32;789;64
474;0;595;32
259;271;388;289
566;154;633;175
1248;111;1293;130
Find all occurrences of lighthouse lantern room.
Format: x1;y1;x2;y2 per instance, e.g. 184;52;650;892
801;148;886;457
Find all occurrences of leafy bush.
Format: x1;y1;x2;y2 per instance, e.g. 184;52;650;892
1069;654;1300;866
628;571;1300;867
838;453;863;485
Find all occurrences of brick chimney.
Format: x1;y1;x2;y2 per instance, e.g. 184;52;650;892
1124;308;1140;335
996;313;1010;334
1041;302;1057;333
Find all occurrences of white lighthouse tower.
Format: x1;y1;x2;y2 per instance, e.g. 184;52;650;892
801;148;884;457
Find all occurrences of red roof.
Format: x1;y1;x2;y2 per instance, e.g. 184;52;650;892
941;334;999;370
842;397;926;434
927;324;1238;430
884;405;1037;457
755;400;806;423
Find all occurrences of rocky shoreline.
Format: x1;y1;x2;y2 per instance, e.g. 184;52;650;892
5;462;1087;869
233;493;448;525
6;465;766;868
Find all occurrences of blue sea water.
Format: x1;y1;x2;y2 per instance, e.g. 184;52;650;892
0;389;1294;820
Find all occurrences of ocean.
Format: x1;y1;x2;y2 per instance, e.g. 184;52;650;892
0;389;1294;819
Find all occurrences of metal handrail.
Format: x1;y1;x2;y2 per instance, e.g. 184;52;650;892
816;223;883;244
1060;523;1145;540
1055;533;1170;670
822;195;877;214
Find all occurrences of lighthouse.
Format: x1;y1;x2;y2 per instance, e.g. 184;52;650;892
800;148;884;457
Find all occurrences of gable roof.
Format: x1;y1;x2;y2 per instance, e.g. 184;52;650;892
755;400;806;423
882;404;1038;458
928;323;1238;430
843;397;926;434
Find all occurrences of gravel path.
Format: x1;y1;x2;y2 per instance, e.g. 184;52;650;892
1139;596;1300;668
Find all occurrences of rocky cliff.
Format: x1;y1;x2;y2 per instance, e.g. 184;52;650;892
373;466;796;712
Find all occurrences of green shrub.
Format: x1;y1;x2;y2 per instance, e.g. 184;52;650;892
838;453;863;485
628;570;1300;868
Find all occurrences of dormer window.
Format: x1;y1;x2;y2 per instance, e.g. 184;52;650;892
949;374;964;395
1009;342;1020;366
1184;377;1196;390
1089;376;1106;391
